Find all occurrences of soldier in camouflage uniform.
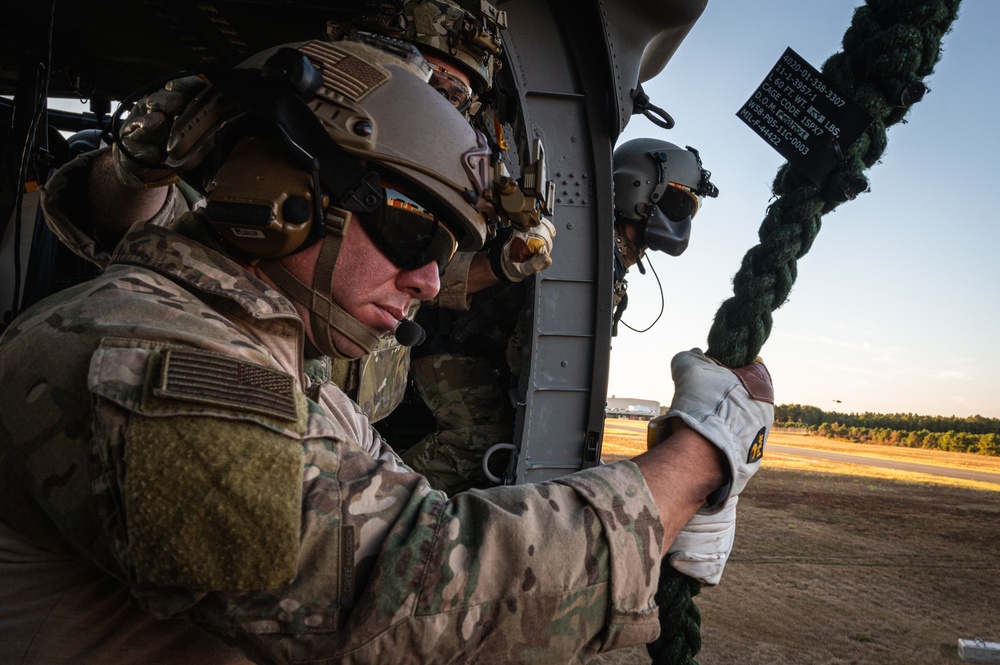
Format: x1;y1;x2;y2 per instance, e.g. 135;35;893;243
34;0;547;430
0;38;774;663
399;139;719;494
611;137;720;333
400;282;524;492
41;118;421;425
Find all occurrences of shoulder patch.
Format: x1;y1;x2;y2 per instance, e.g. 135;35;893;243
125;413;304;592
156;348;298;422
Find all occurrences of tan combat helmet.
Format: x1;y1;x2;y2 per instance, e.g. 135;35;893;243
325;3;555;231
348;0;506;95
166;38;494;358
329;0;505;118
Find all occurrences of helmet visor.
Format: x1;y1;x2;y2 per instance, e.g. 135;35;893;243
358;188;459;272
658;182;701;222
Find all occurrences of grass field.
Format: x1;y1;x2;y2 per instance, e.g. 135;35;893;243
595;420;1000;665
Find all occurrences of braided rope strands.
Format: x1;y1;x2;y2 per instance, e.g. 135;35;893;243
646;569;702;664
706;0;962;369
649;1;962;663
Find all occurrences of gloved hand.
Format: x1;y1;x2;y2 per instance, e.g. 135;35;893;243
490;218;556;282
667;495;738;586
113;75;206;188
662;348;773;511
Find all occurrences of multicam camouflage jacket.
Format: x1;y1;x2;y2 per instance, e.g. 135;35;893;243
0;219;666;663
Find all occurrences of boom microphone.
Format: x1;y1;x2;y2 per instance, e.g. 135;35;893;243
394;318;426;347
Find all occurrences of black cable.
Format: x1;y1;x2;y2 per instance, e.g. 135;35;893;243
10;0;55;318
620;254;665;333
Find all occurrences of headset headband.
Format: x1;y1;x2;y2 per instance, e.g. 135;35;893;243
195;52;384;214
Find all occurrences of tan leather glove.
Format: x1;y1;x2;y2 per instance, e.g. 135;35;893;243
659;348;774;512
114;75;206;188
490;218;556;282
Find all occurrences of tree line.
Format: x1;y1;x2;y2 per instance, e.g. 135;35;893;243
775;404;1000;456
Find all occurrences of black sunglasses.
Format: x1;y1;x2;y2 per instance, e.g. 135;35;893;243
356;189;459;272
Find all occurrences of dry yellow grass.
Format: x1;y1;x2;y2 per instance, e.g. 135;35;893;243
769;429;1000;472
600;418;1000;492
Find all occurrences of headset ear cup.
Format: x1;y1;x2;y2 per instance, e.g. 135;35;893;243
204;134;320;258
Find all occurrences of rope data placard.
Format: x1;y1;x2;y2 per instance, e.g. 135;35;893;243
738;48;873;183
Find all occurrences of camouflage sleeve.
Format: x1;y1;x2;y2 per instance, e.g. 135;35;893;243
84;345;665;662
40;148;194;269
432;250;476;311
316;380;407;466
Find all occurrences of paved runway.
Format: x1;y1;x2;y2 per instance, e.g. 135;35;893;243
768;444;1000;485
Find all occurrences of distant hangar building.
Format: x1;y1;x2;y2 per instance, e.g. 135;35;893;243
605;396;660;421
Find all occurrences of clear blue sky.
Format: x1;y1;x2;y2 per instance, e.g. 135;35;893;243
607;0;1000;419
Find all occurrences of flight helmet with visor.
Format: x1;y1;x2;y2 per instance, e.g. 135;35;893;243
612;138;718;262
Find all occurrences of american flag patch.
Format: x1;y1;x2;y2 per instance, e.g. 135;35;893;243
157;349;298;422
300;41;389;103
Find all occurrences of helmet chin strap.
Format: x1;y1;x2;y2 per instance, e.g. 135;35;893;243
259;208;381;359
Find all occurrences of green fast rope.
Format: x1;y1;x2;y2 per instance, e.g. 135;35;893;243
647;0;962;663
